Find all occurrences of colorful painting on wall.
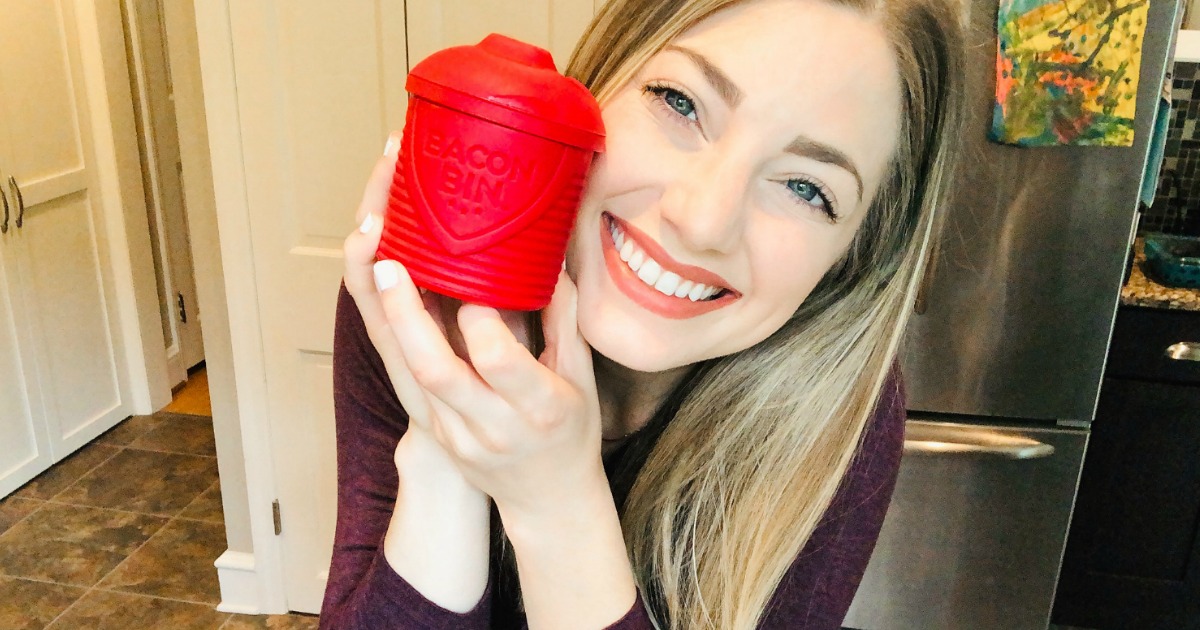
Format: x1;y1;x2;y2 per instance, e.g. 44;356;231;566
991;0;1150;147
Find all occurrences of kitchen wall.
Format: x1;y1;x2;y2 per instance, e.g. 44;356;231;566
1143;60;1200;235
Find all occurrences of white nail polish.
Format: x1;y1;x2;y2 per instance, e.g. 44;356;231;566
383;135;398;156
373;261;400;292
359;213;376;234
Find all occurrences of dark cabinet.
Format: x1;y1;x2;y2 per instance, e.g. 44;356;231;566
1052;307;1200;629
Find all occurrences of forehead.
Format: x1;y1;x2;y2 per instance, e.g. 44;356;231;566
657;0;903;179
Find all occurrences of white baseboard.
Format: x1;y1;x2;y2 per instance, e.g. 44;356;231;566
214;549;264;614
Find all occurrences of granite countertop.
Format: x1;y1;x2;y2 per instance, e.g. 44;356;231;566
1121;237;1200;311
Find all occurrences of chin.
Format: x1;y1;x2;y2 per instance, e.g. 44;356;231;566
576;303;697;374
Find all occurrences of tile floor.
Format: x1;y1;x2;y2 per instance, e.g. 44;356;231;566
0;370;319;628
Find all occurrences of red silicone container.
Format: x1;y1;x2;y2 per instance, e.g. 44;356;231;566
377;33;605;311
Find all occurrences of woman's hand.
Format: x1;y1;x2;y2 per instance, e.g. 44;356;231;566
344;132;607;522
372;256;606;521
342;133;474;475
367;261;637;628
344;134;493;612
347;133;634;626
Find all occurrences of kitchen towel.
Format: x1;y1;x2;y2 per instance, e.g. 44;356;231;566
991;0;1150;147
1139;75;1172;207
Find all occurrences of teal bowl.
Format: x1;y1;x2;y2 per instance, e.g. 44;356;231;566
1143;233;1200;289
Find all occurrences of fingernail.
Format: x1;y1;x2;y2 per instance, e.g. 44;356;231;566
359;212;377;234
373;260;400;292
383;133;399;157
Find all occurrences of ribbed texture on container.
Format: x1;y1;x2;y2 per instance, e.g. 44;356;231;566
377;100;591;311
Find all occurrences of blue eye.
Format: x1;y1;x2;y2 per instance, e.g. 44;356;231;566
785;179;839;222
645;84;698;122
662;89;696;119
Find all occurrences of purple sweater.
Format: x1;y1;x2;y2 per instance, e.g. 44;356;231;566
320;285;905;629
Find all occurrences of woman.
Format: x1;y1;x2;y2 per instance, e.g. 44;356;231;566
322;0;964;627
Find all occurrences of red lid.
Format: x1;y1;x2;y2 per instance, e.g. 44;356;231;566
406;34;604;151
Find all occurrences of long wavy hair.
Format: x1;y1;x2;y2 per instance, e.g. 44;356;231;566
492;0;966;627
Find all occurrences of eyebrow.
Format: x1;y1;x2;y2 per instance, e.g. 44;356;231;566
786;136;864;202
664;44;744;108
665;44;864;204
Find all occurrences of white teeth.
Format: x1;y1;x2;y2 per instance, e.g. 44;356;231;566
628;250;645;272
637;259;662;285
619;240;634;262
654;271;681;296
608;217;727;302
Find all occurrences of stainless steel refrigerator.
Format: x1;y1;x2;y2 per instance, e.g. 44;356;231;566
843;1;1181;628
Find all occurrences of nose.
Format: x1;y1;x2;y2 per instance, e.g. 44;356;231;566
658;151;750;255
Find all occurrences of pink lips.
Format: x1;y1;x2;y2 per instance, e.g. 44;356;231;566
600;212;740;320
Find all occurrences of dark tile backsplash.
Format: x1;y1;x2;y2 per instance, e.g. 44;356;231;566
1143;61;1200;235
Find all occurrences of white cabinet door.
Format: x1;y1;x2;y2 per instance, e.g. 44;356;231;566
406;0;596;69
0;1;51;496
225;0;597;612
0;100;52;495
0;247;52;497
0;0;130;460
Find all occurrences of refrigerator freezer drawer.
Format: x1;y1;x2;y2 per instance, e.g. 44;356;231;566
844;419;1087;630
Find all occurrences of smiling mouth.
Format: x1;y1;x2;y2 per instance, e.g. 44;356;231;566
599;213;741;322
606;216;731;301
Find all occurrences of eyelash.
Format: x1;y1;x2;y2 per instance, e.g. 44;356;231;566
643;81;698;127
641;81;840;223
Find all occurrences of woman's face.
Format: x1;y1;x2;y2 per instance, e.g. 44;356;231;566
566;0;902;373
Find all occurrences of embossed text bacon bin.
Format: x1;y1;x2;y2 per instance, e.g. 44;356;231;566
377;33;605;311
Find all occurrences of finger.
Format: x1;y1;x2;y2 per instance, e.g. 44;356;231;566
343;129;401;301
341;133;440;423
343;242;434;423
343;210;405;376
458;303;557;417
343;210;385;303
374;260;507;421
540;270;593;387
356;131;402;224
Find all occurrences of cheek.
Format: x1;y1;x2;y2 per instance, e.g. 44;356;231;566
748;221;848;316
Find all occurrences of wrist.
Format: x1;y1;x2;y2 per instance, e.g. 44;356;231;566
395;427;484;501
494;466;637;628
385;427;491;613
497;465;614;549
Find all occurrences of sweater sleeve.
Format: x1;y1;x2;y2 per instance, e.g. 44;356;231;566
762;362;907;629
319;283;492;629
321;280;903;628
597;364;906;630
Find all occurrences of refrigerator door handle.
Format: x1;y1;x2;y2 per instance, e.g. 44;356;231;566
1164;341;1200;362
903;420;1056;459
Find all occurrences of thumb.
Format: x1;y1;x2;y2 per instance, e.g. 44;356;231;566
540;269;592;382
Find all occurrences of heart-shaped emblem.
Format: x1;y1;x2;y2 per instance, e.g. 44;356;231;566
405;101;571;255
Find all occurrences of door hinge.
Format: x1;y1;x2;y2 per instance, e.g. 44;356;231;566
272;500;282;535
177;292;188;324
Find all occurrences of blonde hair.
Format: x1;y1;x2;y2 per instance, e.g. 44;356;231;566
494;0;966;627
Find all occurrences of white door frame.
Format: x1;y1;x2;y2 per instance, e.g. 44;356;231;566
122;0;206;388
71;0;172;414
190;0;287;614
